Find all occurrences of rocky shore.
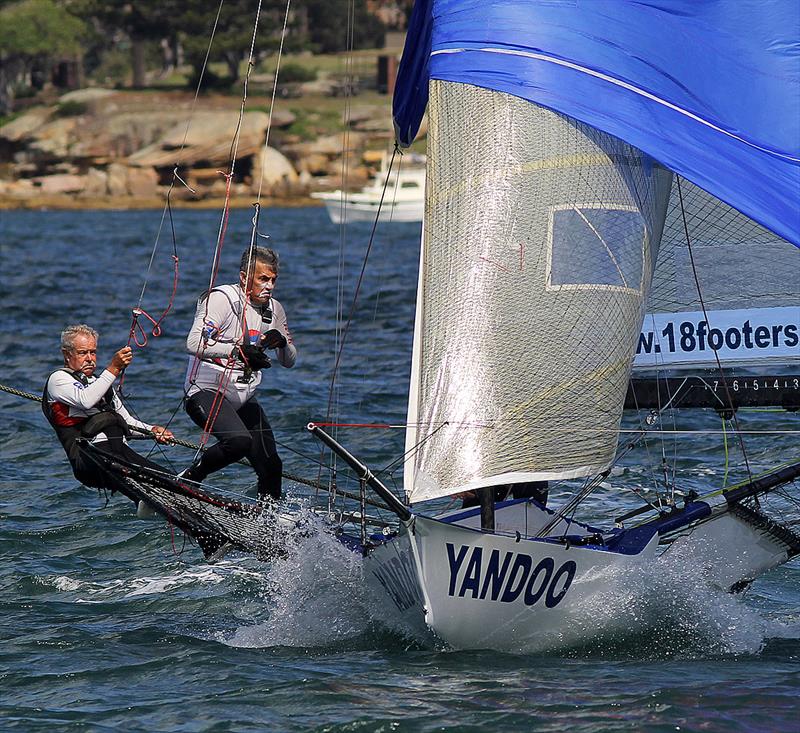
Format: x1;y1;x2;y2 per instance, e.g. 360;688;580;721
0;87;412;210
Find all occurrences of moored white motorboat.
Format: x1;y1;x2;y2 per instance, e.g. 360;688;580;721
312;164;425;223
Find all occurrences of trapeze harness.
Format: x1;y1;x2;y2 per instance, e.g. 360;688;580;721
43;369;140;487
184;283;296;408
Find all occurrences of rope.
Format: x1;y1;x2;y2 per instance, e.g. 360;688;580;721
1;381;329;493
128;0;226;343
182;0;272;446
722;414;731;488
254;0;293;204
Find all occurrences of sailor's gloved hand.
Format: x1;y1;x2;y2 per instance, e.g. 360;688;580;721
260;328;287;350
238;342;271;370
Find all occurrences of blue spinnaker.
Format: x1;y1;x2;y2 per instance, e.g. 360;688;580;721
393;0;800;247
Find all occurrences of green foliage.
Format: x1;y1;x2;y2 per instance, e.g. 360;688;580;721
88;48;132;87
283;105;343;141
55;100;88;117
304;0;386;54
0;0;86;57
278;62;316;84
181;0;305;87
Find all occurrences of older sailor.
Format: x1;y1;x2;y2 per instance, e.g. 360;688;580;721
43;324;173;502
182;246;296;499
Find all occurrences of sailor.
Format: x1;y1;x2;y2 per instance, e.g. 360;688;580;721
181;245;296;499
43;324;174;507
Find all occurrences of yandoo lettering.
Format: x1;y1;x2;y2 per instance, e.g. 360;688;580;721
446;543;576;609
372;550;422;612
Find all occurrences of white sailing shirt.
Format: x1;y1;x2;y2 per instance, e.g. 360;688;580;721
45;369;152;443
184;283;297;408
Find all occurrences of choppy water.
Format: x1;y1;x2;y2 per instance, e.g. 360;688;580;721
1;208;799;732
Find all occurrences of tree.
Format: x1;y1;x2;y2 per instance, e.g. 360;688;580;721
180;0;306;89
71;1;177;88
0;0;86;114
304;0;386;54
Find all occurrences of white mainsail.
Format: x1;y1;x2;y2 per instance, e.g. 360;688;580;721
404;81;672;503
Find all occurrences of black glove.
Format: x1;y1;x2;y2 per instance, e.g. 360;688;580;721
261;328;287;350
238;342;271;371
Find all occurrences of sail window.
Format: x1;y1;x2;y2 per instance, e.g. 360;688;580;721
546;205;647;294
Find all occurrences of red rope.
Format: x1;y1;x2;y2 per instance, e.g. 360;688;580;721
312;421;402;429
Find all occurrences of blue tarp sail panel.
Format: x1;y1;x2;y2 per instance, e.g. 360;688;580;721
393;0;800;247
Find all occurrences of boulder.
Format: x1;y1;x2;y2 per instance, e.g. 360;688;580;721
126;166;158;197
352;117;394;134
345;106;382;126
107;163;128;196
129;110;281;169
306;133;364;156
74;111;189;159
250;147;298;193
0;179;36;198
298;153;330;175
28;117;80;156
81;167;109;197
58;88;115;105
35;174;85;194
159;111;268;149
0;108;52;142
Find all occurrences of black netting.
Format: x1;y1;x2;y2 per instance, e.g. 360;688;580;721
82;444;281;560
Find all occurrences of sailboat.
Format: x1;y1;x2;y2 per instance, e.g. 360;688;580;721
308;0;800;651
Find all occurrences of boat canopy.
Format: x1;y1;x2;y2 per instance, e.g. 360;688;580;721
393;0;800;247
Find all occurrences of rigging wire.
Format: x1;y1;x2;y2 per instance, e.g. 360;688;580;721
126;0;227;350
0;382;329;495
676;175;753;483
183;0;272;452
322;0;359;515
721;413;731;487
253;0;293;206
322;147;400;430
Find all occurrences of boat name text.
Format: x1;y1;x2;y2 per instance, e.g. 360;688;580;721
372;549;423;613
446;543;576;608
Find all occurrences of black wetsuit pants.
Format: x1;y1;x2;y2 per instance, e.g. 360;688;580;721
73;426;165;502
185;391;282;500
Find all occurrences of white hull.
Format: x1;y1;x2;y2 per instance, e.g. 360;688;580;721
363;498;797;652
314;194;424;224
311;164;426;224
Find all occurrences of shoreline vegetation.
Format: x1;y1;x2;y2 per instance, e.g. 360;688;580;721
1;41;425;210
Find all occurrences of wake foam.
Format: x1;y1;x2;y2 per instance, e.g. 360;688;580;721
222;505;378;649
560;545;769;658
36;565;252;602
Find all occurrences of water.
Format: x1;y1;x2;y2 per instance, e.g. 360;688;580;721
1;208;799;732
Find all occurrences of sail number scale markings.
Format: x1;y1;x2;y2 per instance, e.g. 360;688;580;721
404;81;672;504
